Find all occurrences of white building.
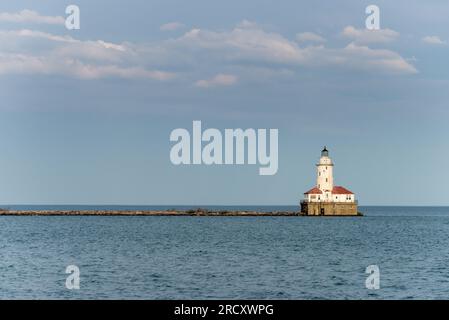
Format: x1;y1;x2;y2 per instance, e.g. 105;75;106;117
303;147;355;203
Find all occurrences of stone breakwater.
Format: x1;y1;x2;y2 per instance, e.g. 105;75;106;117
0;208;299;216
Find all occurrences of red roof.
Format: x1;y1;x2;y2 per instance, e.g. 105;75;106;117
332;186;354;194
304;187;322;195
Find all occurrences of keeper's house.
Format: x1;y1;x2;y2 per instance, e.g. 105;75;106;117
300;147;360;216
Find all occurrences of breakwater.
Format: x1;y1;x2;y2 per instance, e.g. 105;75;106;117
0;208;299;216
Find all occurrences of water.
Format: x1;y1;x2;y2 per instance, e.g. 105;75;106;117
1;206;449;299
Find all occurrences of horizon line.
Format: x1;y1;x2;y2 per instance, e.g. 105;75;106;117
2;204;449;208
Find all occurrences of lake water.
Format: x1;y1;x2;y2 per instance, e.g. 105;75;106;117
1;206;449;299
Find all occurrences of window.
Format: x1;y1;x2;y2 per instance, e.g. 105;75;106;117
326;178;328;182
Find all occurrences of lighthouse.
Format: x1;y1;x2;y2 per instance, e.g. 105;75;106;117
300;147;360;216
316;147;334;200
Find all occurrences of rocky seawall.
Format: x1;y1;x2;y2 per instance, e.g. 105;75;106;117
0;208;299;216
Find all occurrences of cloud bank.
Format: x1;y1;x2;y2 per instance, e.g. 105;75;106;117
0;11;418;81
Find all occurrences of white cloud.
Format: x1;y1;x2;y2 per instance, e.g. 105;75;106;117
172;24;416;75
176;26;304;65
296;32;326;43
337;43;418;75
0;29;128;62
422;35;446;45
0;21;418;80
0;29;126;51
0;29;175;80
0;9;64;25
0;53;175;80
65;62;175;80
0;29;76;43
160;22;184;31
195;74;238;87
342;26;399;44
54;40;128;63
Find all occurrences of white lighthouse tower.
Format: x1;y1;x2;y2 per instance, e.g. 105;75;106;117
316;146;333;201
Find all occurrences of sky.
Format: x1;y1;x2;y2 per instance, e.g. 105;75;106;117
0;0;448;206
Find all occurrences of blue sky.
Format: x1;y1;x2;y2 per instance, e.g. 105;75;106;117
0;0;448;205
